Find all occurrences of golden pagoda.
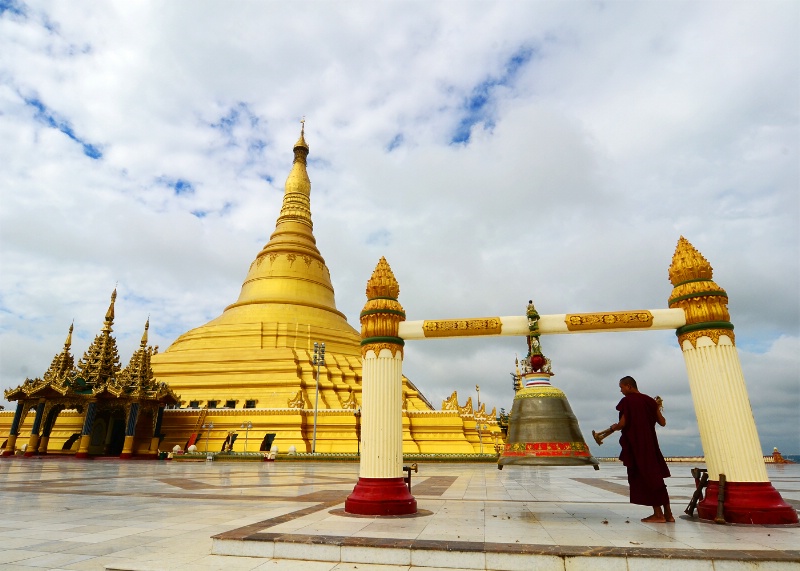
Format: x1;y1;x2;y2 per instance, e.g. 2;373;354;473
148;124;496;454
0;125;501;457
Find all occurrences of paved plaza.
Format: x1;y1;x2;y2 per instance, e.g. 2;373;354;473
0;457;797;570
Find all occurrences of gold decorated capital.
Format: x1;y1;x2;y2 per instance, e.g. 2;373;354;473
677;328;735;349
360;341;403;359
669;237;734;346
360;257;405;358
565;311;653;331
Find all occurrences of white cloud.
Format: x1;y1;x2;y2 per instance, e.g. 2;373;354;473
1;1;797;456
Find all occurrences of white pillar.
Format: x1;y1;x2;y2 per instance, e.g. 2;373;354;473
669;237;796;524
681;335;767;482
345;257;416;515
360;348;404;479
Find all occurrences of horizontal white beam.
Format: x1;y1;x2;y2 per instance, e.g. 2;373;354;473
398;308;686;340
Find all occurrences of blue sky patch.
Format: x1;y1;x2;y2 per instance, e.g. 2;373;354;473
0;0;26;18
366;228;391;247
451;46;536;145
156;176;195;196
211;102;261;139
24;95;104;159
387;133;404;152
173;179;194;195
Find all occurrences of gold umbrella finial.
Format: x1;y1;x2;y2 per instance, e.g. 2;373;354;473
141;316;150;346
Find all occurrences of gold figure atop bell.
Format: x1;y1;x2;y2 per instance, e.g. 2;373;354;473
498;301;599;470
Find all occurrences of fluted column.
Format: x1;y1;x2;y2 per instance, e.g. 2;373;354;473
345;257;416;515
681;336;766;482
670;237;796;524
360;348;404;478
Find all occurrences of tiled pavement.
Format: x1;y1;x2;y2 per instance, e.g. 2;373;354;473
0;457;797;570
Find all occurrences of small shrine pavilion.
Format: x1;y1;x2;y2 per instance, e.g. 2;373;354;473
2;289;179;458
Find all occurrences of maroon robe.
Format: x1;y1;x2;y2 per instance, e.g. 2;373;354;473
616;392;670;506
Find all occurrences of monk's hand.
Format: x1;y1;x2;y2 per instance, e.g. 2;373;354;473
655;396;663;409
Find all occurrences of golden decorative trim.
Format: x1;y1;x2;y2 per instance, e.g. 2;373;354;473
441;391;459;410
360;342;403;359
341;391;358;410
514;386;565;399
565;311;653;331
287;390;305;409
678;328;735;349
422;317;502;338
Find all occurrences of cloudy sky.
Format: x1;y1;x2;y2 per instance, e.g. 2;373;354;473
1;1;797;457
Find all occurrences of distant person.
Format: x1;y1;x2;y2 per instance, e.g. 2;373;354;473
611;375;673;522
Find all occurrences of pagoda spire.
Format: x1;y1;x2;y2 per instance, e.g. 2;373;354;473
223;122;346;320
104;287;117;331
77;289;122;385
123;317;155;387
274;118;313;231
42;322;76;383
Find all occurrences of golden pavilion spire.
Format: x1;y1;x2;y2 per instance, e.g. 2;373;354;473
123;318;155;388
77;289;122;385
103;288;117;333
42;322;76;383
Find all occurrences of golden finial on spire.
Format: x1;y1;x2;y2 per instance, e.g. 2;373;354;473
104;287;117;328
65;321;74;349
141;316;150;346
294;116;309;152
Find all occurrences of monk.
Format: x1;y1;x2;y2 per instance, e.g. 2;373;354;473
610;376;673;522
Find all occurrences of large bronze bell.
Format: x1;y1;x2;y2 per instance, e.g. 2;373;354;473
498;371;599;469
498;300;599;469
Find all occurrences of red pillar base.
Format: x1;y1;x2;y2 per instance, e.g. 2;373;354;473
74;452;89;459
345;477;417;516
119;452;132;459
23;451;37;457
698;481;798;525
1;450;14;457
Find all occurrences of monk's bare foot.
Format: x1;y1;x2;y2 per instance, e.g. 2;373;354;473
641;514;667;523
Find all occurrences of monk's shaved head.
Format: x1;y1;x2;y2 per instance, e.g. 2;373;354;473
619;376;638;390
